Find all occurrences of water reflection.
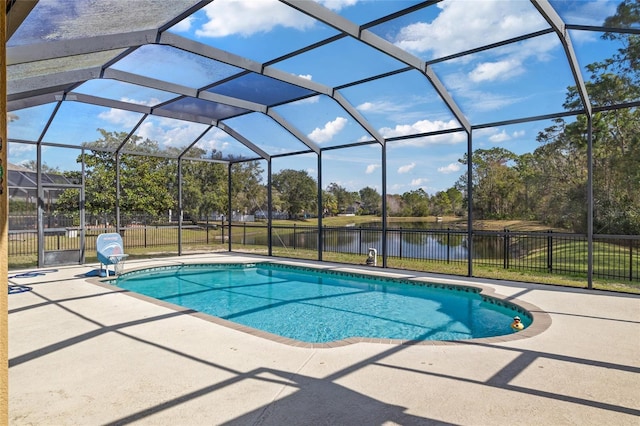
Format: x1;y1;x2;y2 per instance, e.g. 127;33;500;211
232;222;516;261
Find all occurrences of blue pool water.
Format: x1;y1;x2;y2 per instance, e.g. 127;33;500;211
114;263;531;343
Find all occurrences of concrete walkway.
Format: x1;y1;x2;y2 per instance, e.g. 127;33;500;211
8;254;640;425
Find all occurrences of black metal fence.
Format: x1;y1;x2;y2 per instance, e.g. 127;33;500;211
8;221;640;283
8;223;227;261
230;224;640;282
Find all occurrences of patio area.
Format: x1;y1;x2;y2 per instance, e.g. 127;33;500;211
8;253;640;425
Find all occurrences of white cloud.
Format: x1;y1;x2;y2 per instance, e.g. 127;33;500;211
365;164;379;174
298;74;313;80
411;178;429;186
317;0;359;11
379;119;459;139
398;162;415;174
558;0;618;26
488;129;526;143
391;1;565;92
308;117;347;143
434;69;532;113
357;101;379;112
469;59;524;83
196;0;315;38
389;182;405;192
171;16;193;33
459;88;524;113
570;30;599;45
306;167;317;179
356;100;404;114
489;130;510;143
98;109;143;128
356;134;375;143
393;0;548;58
120;96;161;107
379;119;467;147
438;163;461;174
189;128;233;154
135;120;211;149
291;94;320;105
9;143;35;156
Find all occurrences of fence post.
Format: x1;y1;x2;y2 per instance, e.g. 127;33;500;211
447;228;450;263
243;222;246;245
293;224;297;250
399;227;403;259
547;230;553;272
630;239;633;281
503;228;509;269
358;226;362;255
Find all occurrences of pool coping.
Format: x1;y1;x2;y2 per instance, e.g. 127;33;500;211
86;260;552;348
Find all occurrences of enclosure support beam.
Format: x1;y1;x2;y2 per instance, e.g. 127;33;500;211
178;160;183;256
587;115;594;289
36;145;44;267
317;151;323;261
1;5;9;422
381;143;388;268
267;159;272;257
115;154;121;233
227;164;232;252
80;149;86;264
531;0;592;116
467;131;474;277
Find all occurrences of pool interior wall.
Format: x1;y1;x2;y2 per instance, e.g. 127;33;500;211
100;262;548;347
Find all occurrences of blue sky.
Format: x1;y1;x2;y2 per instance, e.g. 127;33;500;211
8;0;623;196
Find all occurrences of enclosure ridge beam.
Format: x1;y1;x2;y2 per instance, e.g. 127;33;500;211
198;91;267;113
425;28;555;67
7;29;159;66
178;125;215;160
281;0;361;38
160;32;263;74
217;123;271;161
102;68;198;97
530;0;592;116
7;92;65;111
332;90;384;146
152;108;226;126
267;109;321;154
261;66;331;96
67;92;152;115
115;114;148;153
8;67;101;98
156;0;214;34
423;66;471;133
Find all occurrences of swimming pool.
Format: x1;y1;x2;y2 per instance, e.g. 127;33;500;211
113;263;532;344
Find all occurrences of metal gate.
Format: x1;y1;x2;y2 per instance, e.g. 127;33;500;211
40;183;85;267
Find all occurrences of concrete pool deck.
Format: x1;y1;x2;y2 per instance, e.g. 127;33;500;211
8;253;640;425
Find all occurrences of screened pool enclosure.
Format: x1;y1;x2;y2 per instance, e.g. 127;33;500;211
5;0;640;288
